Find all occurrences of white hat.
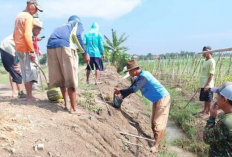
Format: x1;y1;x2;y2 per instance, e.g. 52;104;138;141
211;82;232;101
33;18;43;29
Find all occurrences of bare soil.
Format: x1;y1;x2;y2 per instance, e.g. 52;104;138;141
0;66;157;157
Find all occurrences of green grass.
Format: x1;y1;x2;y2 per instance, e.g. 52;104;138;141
167;87;209;156
0;66;9;83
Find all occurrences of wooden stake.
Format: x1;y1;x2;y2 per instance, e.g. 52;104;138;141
123;141;143;147
119;131;155;142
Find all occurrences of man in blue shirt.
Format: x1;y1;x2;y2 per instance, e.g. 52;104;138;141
114;60;171;153
83;22;105;84
47;15;90;114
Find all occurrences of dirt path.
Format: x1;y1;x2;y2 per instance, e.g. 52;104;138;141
0;66;161;157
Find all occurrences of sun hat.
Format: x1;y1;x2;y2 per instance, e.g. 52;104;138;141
124;60;140;73
33;18;43;29
27;0;43;12
211;82;232;101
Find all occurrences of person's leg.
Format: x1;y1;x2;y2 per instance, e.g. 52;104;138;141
86;70;90;83
9;74;18;97
95;70;100;82
205;101;212;114
94;58;104;84
25;81;38;101
151;95;171;153
60;87;68;109
68;87;76;111
86;57;93;83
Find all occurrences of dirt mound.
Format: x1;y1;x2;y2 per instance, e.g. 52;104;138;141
0;65;155;157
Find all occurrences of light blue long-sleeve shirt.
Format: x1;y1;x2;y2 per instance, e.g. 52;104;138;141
83;23;104;58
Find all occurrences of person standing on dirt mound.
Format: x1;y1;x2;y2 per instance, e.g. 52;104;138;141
0;35;27;98
47;15;90;114
199;46;215;119
32;18;44;90
203;82;232;156
83;22;105;84
13;0;43;102
114;59;171;153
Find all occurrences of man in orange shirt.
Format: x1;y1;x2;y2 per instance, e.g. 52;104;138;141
13;0;43;101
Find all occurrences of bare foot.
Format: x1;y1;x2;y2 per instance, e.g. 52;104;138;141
150;146;159;153
95;81;103;85
70;109;85;116
199;113;210;119
26;96;40;102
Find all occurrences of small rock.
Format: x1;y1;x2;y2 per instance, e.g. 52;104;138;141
37;144;44;150
10;148;15;153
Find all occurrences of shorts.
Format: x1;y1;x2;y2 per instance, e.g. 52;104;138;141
199;88;213;102
47;47;79;90
86;57;105;71
0;48;22;84
16;51;39;84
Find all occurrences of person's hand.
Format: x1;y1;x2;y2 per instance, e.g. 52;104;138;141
38;51;43;58
102;55;105;60
210;102;218;118
14;64;21;73
29;53;36;62
130;76;136;83
114;88;121;95
83;53;90;64
36;37;43;41
204;84;210;92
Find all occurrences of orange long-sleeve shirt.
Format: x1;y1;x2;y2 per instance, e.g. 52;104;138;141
13;12;34;52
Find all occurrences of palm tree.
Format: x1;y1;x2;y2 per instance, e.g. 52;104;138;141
104;29;129;65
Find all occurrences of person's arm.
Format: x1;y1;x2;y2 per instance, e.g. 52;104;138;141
203;118;229;144
204;60;215;91
120;76;148;99
98;34;104;55
24;17;34;52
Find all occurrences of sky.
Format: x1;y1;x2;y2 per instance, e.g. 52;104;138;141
1;0;232;55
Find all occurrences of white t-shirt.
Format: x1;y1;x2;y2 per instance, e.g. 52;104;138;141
0;34;16;56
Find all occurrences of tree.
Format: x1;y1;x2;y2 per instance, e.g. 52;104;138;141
104;29;129;66
40;54;47;65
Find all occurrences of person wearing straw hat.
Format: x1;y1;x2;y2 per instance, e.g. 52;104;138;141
32;18;43;90
114;59;170;153
13;0;43;101
199;46;216;119
203;82;232;156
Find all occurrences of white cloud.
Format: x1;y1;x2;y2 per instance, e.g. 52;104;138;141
188;31;232;39
40;0;142;20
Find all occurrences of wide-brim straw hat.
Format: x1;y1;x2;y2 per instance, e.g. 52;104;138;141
124;59;140;73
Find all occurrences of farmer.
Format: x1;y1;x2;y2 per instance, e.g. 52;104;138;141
114;59;171;153
47;15;90;114
199;46;215;118
0;35;26;98
203;82;232;156
13;0;43;101
32;18;43;90
83;22;105;84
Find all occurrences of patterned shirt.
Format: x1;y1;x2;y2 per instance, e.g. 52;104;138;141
203;113;232;157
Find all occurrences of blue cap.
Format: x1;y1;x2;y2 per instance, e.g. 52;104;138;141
68;15;80;23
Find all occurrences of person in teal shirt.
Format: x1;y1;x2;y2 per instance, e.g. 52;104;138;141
83;22;105;84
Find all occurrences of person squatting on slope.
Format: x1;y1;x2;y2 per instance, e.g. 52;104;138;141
83;22;105;84
199;46;216;119
203;82;232;157
47;15;90;114
114;59;171;153
13;0;43;101
0;35;26;98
